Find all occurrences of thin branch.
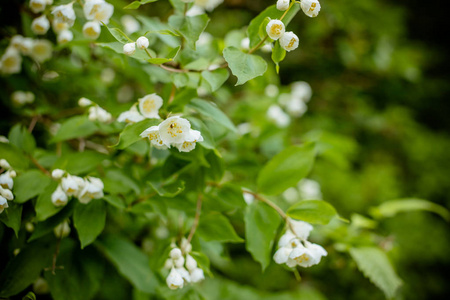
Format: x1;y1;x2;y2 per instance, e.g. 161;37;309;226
186;194;203;246
168;84;176;105
30;156;51;176
28;116;39;133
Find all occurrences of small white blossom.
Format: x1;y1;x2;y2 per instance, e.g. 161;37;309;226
185;254;197;271
83;21;101;40
273;246;292;264
0;159;10;169
138;93;162;118
11;91;35;106
288;241;326;267
267;104;290;128
57;30;73;44
54;220;71;238
101;68;115;84
166;268;184;290
84;0;114;24
139;125;167;149
52;19;69;34
243;192;254;205
279;31;299;52
291;81;312;102
118;106;145;124
30;39;53;63
265;84;279;97
51;169;65;179
10;35;24;50
0;48;22;74
180;237;192;253
51;2;76;27
298;178;322;199
31;15;50;35
176;267;191;282
286;97;307;117
164;258;174;269
136;36;149;50
61;175;80;196
121;15;140;35
123;43;136;56
266;19;285;40
51;185;68;206
276;0;290;11
300;0;321;18
0;196;8;214
174;256;185;268
174;129;203;152
0;186;14;201
88;105;112;123
158;116;191;146
29;0;47;13
289;218;313;240
278;230;296;248
78;177;104;204
170;247;183;260
17;37;34;56
0;172;14;190
78;97;93;107
190;268;205;283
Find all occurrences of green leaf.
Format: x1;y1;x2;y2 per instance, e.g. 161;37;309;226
168;14;210;50
13;170;52;203
34;181;64;221
103;25;133;44
103;169;141;195
198;212;244;243
51;116;98;143
124;0;159;10
148;46;180;65
349;247;402;299
8;124;36;154
148;180;185;198
0;201;23;237
97;42;154;61
190;251;213;277
137;16;179;48
103;194;126;209
0;239;54;298
201;69;230;92
188;98;236;132
74;200;106;248
96;235;158;293
369;198;450;221
287;200;337;225
245;201;281;270
0;143;29;170
53;151;108;175
22;292;36;300
257;143;316;195
223;47;267;85
113;119;160;149
271;41;286;73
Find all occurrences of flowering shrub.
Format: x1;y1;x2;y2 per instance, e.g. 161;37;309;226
0;0;449;299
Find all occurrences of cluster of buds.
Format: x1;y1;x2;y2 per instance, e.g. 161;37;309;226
0;159;16;214
78;97;112;123
1;35;52;75
164;239;205;290
51;169;104;206
117;93;163;124
123;36;150;56
140;116;204;152
11;91;35;106
273;218;327;268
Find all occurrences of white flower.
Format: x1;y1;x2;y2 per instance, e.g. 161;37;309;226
138;94;162;118
11;91;35;106
186;5;205;17
88;105;112;123
30;0;47;13
190;268;205;283
291;81;312;102
0;159;10;169
51;185;68;206
0;186;14;201
166;268;184;290
267;104;290;128
276;0;290;11
194;0;223;12
300;0;321;18
164;258;174;269
158;116;191;146
1;47;22;74
288;241;327;267
0;172;14;189
273;246;292;264
30;39;53;63
84;0;114;24
101;68;115;84
174;256;185;268
121;15;140;35
51;2;76;27
123;43;136;56
87;176;104;190
17;37;34;56
118;106;145;124
0;196;9;214
139;125;166;149
136;36;149;50
31;15;50;35
289;218;313;240
57;30;73;44
180;237;192;253
174;129;203;152
286;97;307;117
243;192;255;205
52;19;69;34
279;31;299;52
298;178;322;199
265;84;279;97
185;254;197;271
278;230;296;248
10;35;24;50
176;267;191;282
54;220;71;238
83;21;101;40
78;177;104;204
170;247;182;260
61;175;80;196
78;97;93;107
51;169;65;179
266;19;285;40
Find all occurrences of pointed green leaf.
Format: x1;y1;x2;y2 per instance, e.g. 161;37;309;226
370;198;450;221
201;69;230;92
103;25;133;44
198;212;244;243
8;124;36;154
223;47;267;85
188;98;236;132
287;200;337;225
168;14;210;50
113;119;160;150
74;200;106;248
51;116;98;143
13;170;52;203
0;201;22;237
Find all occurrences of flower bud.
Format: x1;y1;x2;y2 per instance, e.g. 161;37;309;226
0;196;9;214
190;268;205;283
57;30;73;44
0;47;22;74
30;0;47;13
276;0;290;11
279;31;299;52
0;159;10;169
12;91;35;105
0;187;14;201
166;268;184;290
83;21;101;40
30;39;53;63
52;169;64;180
123;43;136;56
51;185;68;206
185;254;197;271
136;36;149;50
174;256;185;268
300;0;321;18
54;220;71;238
266;19;285;40
51;3;76;27
31;15;50;35
78;97;93;107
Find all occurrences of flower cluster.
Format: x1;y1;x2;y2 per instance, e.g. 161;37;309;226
82;0;114;40
11;91;35;106
164;239;205;290
140;116;204;152
0;159;16;214
273;218;327;268
118;93;163;123
78;97;112;123
51;169;104;206
123;36;150;56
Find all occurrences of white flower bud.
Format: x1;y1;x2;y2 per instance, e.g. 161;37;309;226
266;19;285;40
61;175;79;196
0;187;14;201
0;173;14;190
185;254;197;271
164;258;174;269
0;196;9;214
181;237;192;253
0;47;22;75
300;0;321;18
30;39;53;63
83;21;101;40
123;43;136;56
8;170;16;178
136;36;149;50
51;185;68;206
174;256;185;268
78;97;93;107
12;91;35;105
190;268;205;283
276;0;290;11
52;3;76;27
10;35;24;50
166;268;184;290
25;222;35;232
57;30;73;44
54;220;71;238
78;177;104;204
176;267;191;282
52;19;69;34
0;159;10;169
31;15;50;35
30;0;47;13
267;104;290;128
17;37;34;56
33;277;49;295
279;31;299;52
